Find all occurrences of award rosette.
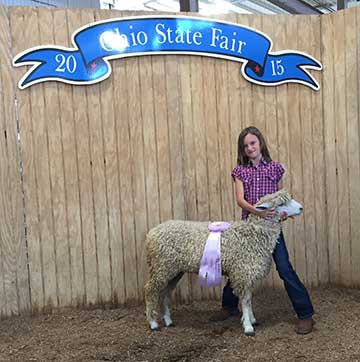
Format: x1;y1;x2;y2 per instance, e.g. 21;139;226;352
198;221;231;287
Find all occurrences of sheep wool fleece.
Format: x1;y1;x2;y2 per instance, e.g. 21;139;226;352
146;189;291;295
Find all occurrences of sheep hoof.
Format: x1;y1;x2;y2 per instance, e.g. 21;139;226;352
150;326;161;332
165;322;175;328
163;316;174;327
150;321;161;331
245;330;256;337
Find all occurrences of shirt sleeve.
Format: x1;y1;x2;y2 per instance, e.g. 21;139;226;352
272;162;285;183
231;165;244;181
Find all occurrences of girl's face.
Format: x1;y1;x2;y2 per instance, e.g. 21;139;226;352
243;133;262;162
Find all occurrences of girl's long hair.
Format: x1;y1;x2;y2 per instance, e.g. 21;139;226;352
237;126;272;165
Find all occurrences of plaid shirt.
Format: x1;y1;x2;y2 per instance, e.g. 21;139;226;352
231;159;285;220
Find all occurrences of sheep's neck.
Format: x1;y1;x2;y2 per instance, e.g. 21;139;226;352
240;215;282;254
248;214;282;233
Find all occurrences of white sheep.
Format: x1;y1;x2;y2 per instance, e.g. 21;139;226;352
144;189;303;335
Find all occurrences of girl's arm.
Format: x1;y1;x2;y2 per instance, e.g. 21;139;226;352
234;178;275;218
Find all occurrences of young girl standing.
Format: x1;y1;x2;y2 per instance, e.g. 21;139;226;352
210;126;314;335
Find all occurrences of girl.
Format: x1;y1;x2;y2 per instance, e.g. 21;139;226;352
210;126;314;335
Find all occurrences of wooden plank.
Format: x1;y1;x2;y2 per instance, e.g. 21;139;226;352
298;15;317;287
139;55;160;230
262;15;279;163
0;7;18;315
190;54;209;223
28;8;58;310
0;13;16;306
348;6;360;287
85;10;112;305
96;9;126;305
165;54;190;304
86;9;111;305
345;8;360;287
286;16;307;284
68;9;98;305
119;10;151;303
121;13;152;300
202;57;222;223
250;16;266;135
11;7;45;312
165;55;186;221
112;48;138;304
57;9;85;307
310;15;328;285
31;8;59;310
125;54;147;302
236;15;254;130
179;55;197;222
321;13;339;284
227;70;242;220
0;243;6;317
0;60;6;313
38;7;72;307
152;56;172;223
1;6;30;314
0;8;13;316
215;59;233;222
333;10;351;286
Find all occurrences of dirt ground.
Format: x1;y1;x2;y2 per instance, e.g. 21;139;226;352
0;286;359;362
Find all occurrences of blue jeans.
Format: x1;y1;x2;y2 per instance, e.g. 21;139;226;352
222;232;314;320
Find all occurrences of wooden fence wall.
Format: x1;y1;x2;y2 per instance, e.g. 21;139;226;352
0;5;359;317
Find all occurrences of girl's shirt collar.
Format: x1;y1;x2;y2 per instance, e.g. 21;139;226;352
248;157;268;168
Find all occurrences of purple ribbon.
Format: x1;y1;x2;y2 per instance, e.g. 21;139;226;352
198;222;231;287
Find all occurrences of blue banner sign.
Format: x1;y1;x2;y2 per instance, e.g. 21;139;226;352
13;15;322;90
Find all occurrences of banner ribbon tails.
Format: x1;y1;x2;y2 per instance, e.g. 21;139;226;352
198;222;231;288
13;16;322;90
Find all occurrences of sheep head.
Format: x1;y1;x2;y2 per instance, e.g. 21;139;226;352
255;189;303;218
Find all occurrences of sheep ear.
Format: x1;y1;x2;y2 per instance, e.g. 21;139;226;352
255;202;272;210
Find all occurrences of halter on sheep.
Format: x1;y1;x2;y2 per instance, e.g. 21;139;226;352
144;189;303;335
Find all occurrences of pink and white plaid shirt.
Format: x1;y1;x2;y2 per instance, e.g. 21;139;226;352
231;159;285;220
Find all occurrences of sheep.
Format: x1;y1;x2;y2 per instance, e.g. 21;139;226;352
144;189;303;335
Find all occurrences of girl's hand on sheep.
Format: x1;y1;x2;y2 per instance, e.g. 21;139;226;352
280;211;294;221
280;211;288;221
256;209;276;219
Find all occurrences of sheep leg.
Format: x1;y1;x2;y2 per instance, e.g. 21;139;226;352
145;280;164;331
248;295;257;326
241;288;255;336
160;273;184;327
161;291;173;327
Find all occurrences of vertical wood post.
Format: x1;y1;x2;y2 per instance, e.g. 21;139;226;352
179;0;199;12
